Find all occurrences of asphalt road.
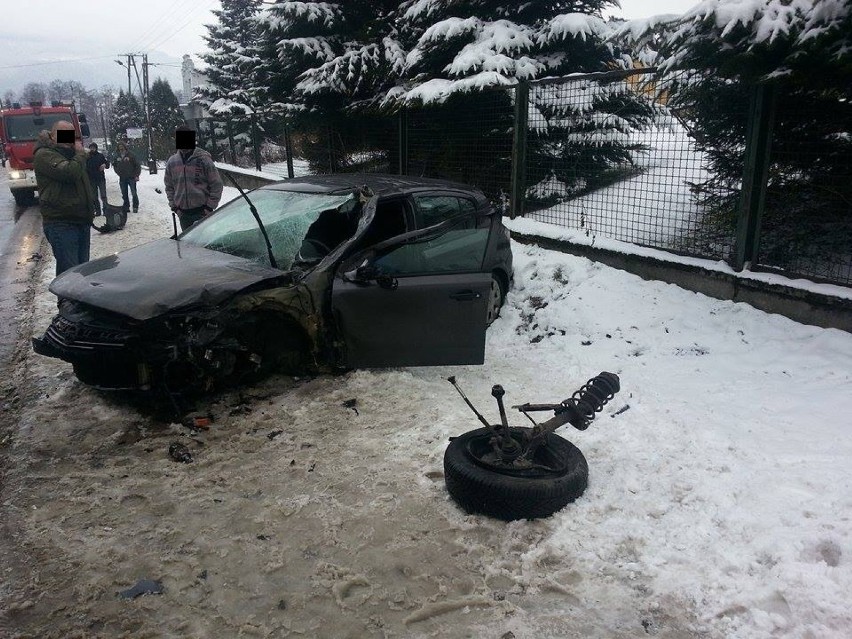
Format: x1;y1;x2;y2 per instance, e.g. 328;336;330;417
0;170;43;375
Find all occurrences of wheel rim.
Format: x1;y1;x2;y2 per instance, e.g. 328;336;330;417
486;278;502;326
464;431;568;478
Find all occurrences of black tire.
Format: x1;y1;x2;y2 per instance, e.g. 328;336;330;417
486;273;506;326
444;427;588;521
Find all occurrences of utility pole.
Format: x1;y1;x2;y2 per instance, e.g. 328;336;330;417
114;54;133;96
142;54;156;174
99;103;110;153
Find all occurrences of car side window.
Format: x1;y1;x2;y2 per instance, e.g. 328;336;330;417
414;195;460;228
457;197;477;216
374;216;489;276
357;197;409;249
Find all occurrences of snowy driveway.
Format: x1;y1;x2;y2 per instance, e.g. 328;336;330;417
1;170;851;638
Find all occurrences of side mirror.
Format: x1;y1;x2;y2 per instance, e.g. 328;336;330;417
345;264;398;290
354;264;379;282
80;123;91;138
376;274;399;290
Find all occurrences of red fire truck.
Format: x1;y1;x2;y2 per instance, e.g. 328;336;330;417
0;101;90;205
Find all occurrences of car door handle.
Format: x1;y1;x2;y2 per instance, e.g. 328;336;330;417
450;290;481;301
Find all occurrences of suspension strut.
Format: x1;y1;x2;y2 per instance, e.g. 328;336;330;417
448;372;620;465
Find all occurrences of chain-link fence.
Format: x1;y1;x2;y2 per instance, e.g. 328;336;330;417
406;90;515;204
192;67;851;288
757;83;852;284
523;69;744;262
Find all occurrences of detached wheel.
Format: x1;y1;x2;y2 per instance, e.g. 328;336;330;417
444;427;588;521
486;273;506;326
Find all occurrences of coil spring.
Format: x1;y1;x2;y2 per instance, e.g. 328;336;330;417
561;372;619;427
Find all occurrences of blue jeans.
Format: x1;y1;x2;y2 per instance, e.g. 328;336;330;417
119;177;138;211
43;220;91;276
91;177;108;214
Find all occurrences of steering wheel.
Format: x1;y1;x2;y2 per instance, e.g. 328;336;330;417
296;237;333;262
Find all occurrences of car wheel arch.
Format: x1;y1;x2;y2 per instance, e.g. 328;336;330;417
223;307;315;375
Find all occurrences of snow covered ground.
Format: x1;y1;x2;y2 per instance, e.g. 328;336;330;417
2;169;851;638
261;158;313;179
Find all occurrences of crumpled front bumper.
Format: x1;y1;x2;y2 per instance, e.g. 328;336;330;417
32;312;167;390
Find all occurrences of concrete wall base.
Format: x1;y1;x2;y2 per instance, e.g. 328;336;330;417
513;233;852;334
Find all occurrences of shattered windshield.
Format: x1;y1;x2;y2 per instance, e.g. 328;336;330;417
180;189;357;270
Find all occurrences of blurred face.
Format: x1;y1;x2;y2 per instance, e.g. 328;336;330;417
51;121;76;148
118;144;127;153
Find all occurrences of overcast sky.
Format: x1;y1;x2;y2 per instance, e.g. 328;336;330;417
0;0;699;93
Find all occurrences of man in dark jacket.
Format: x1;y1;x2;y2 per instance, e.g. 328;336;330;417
164;125;223;231
85;142;110;215
33;121;95;275
113;141;141;213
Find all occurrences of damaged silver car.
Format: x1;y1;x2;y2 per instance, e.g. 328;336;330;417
32;174;513;393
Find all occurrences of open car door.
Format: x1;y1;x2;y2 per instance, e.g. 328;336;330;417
331;217;492;368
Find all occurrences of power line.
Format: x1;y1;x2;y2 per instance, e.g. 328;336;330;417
143;3;213;53
126;0;198;52
0;55;116;70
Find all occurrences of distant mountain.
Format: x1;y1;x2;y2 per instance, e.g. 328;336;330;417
0;35;197;99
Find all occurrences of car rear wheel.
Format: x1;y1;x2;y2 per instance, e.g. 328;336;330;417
486;274;505;326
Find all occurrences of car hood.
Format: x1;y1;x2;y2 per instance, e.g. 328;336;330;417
49;239;287;321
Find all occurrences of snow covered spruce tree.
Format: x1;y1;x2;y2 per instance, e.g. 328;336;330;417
198;0;266;115
197;0;270;164
260;1;404;171
148;79;185;160
650;0;852;270
110;90;144;150
255;2;654;197
386;0;655;205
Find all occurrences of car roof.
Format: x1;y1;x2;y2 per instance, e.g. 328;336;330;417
263;173;488;203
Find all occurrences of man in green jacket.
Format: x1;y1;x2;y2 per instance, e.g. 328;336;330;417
33;121;95;275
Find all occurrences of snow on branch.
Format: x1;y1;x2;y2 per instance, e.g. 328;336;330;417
418;17;482;46
445;20;539;77
209;97;254;115
277;37;337;62
531;80;627;115
298;44;380;95
401;0;444;21
538;13;613;45
265;2;343;27
387;71;516;105
609;14;681;43
682;0;813;43
383;36;407;77
527;172;582;201
297;38;406;96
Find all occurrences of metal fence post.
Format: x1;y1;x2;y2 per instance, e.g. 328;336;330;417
732;83;777;271
250;113;262;172
204;119;218;160
284;124;294;178
398;108;408;176
226;118;237;165
510;82;529;219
